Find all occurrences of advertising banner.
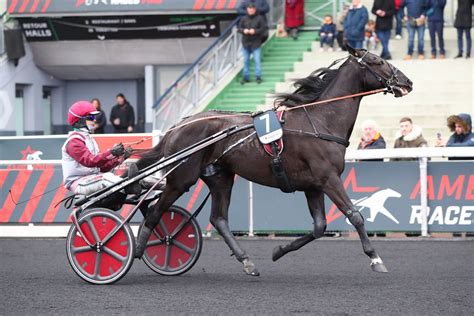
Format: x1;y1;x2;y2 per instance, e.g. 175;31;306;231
1;157;472;232
19;14;236;41
7;0;242;16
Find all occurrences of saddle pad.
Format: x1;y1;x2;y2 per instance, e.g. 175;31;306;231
263;111;284;156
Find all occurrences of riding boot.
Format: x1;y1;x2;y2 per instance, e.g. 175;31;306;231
135;225;152;258
125;163;142;195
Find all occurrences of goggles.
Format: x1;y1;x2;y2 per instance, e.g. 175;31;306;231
85;114;97;121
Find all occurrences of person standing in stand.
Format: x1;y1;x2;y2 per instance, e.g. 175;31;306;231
394;0;403;39
238;3;266;84
91;98;106;134
110;93;135;134
285;0;305;40
372;0;395;60
344;0;369;49
427;0;447;59
454;0;473;59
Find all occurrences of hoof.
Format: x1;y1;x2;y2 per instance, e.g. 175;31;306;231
242;259;260;276
272;245;284;262
370;257;388;273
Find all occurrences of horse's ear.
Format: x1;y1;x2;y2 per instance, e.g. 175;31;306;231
344;42;358;57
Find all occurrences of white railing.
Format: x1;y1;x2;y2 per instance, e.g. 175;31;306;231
0;11;5;56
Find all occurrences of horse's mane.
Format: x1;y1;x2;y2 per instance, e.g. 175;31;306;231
275;67;340;108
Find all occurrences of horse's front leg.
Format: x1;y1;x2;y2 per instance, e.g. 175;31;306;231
202;172;260;276
323;175;388;273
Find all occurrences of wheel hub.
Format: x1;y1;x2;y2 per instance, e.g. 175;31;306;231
164;235;173;246
95;242;103;253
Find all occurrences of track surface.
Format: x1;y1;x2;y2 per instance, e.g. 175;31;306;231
0;238;472;315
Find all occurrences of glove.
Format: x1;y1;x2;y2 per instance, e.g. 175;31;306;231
123;146;133;160
111;143;125;157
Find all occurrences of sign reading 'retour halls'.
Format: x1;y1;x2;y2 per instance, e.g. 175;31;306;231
7;0;242;15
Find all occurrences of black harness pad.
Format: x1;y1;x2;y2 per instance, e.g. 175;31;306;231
253;111;294;193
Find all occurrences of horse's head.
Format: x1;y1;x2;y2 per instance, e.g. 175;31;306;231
346;46;413;98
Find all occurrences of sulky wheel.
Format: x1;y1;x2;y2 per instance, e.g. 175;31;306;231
142;205;202;276
66;208;135;285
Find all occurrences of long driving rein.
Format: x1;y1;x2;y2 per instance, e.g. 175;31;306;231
128;51;396;152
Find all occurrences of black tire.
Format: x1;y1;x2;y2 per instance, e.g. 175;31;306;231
66;208;135;285
142;205;202;276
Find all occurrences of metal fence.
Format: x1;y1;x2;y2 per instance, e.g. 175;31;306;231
152;18;243;132
0;13;5;56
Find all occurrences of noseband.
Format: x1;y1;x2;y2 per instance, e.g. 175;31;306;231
355;50;400;94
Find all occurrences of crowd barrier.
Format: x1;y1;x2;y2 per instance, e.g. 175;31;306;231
0;134;473;237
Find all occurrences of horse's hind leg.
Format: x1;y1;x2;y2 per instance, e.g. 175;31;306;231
135;185;185;258
323;175;388;273
202;172;260;276
272;190;325;261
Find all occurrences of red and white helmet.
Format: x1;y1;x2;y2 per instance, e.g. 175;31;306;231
67;101;100;126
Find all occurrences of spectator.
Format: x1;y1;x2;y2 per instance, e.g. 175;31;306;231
358;120;386;161
400;0;429;60
237;0;269;43
319;15;337;51
238;3;266;84
454;0;472;59
364;20;378;51
392;117;427;161
394;0;403;39
336;5;349;51
110;93;135;134
427;0;447;59
344;0;369;49
91;98;106;134
285;0;304;40
437;113;474;147
436;113;474;160
372;0;395;60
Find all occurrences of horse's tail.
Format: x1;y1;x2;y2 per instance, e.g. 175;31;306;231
134;133;169;170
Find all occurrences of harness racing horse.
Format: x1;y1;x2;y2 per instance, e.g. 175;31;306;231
135;47;413;276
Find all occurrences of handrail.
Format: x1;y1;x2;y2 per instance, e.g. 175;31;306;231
152;18;240;110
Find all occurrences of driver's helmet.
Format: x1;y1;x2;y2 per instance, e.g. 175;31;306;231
67;101;100;128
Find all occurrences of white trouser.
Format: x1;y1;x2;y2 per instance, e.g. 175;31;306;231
70;173;123;195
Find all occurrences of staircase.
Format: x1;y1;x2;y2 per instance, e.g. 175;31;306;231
205;31;316;112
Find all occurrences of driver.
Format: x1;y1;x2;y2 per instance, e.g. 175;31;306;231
61;101;141;196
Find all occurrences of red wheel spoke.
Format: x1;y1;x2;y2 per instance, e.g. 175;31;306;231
159;219;169;236
103;246;127;262
170;217;190;237
164;244;171;270
86;218;100;243
152;228;163;239
146;239;164;247
72;246;93;254
172;239;194;255
93;252;102;278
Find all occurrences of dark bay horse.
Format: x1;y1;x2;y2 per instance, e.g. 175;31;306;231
135;47;413;276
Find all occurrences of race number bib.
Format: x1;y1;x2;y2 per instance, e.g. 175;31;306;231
253;111;283;144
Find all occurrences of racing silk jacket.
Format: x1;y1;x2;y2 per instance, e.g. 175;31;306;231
61;129;120;189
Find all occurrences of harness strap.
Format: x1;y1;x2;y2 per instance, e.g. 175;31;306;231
283;128;350;147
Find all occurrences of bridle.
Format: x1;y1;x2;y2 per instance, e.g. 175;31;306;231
354;49;401;95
